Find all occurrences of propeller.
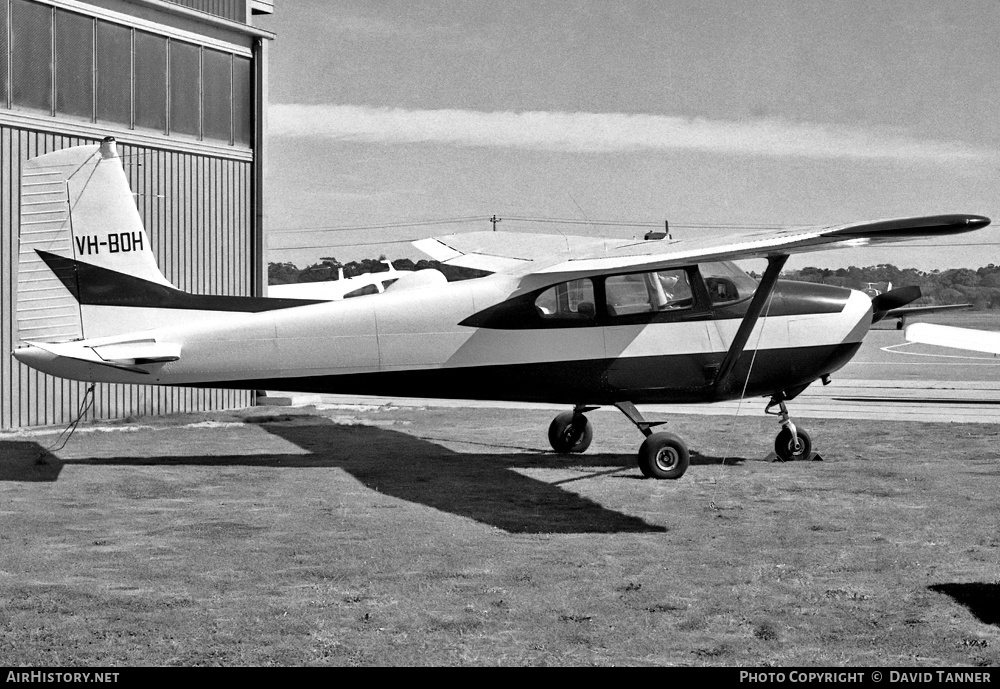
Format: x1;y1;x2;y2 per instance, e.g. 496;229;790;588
870;285;921;323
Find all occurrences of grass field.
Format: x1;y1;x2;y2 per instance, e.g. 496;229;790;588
1;404;998;666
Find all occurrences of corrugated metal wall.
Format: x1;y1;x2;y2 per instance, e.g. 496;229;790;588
163;0;247;23
1;125;253;429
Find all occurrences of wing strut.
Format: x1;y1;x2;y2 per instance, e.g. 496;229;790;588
712;254;788;396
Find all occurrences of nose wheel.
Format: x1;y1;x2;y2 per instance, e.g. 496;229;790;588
774;426;812;461
766;396;816;462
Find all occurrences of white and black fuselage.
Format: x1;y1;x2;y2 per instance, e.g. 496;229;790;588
16;255;872;406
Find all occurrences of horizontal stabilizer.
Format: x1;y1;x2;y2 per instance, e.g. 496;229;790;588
904;323;1000;355
18;338;182;374
91;340;182;365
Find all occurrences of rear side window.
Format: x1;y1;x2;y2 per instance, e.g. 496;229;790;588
535;279;596;321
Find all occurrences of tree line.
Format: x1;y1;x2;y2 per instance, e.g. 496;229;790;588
780;264;1000;309
268;257;489;286
269;259;1000;309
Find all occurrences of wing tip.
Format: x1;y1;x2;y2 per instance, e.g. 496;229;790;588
829;214;991;239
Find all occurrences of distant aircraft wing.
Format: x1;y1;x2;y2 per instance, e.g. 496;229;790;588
413;215;990;276
882;304;973;320
268;271;401;301
905;323;1000;355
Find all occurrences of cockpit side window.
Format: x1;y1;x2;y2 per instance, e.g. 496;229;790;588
605;268;692;317
534;278;596;321
699;261;758;305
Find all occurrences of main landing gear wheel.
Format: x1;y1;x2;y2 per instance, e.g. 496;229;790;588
638;432;690;480
613;401;687;480
774;426;812;462
548;411;593;454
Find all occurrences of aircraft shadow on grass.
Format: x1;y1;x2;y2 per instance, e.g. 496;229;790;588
0;441;64;482
0;416;748;535
929;583;1000;627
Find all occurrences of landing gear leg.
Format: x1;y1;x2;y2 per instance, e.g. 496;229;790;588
615;402;690;480
766;396;814;462
547;405;596;454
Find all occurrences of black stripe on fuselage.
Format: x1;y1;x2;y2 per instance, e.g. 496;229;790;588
184;343;862;405
461;278;851;329
36;250;324;312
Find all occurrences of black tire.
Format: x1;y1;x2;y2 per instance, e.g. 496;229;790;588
637;432;690;479
547;411;593;454
774;427;812;462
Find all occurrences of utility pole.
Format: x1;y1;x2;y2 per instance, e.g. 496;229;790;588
490;215;502;232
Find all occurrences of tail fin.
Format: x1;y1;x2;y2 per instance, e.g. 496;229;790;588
17;138;173;342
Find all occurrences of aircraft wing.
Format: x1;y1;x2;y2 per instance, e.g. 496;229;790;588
413;215;990;276
412;231;623;273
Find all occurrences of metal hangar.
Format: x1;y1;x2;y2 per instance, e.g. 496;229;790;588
0;0;274;428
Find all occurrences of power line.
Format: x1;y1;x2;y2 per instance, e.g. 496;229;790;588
503;216;659;228
502;216;795;229
269;216;485;234
269;214;801;235
268;238;420;251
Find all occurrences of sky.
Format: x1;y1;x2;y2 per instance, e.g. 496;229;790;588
255;1;1000;272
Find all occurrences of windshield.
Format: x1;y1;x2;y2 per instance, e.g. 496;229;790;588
699;261;758;304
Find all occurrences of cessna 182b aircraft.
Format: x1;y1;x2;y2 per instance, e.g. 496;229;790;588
12;140;992;479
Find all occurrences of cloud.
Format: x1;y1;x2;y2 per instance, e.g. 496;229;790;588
269;104;994;163
321;15;498;52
